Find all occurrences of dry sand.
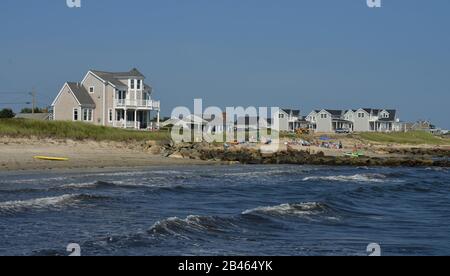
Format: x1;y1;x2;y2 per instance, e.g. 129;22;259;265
0;137;215;172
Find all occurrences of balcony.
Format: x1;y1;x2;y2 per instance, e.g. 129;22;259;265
114;99;160;110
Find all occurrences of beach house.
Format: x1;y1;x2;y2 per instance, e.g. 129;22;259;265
275;109;309;132
306;108;400;133
51;68;161;130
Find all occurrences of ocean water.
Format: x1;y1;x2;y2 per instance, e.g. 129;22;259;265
0;165;449;256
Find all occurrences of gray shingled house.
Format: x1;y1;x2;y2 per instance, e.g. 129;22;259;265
51;68;160;130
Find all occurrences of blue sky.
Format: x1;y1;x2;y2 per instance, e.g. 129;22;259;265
1;0;449;128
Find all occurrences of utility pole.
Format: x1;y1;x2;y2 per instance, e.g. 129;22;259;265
30;88;36;114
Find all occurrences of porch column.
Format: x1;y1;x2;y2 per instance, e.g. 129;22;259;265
113;108;116;127
134;110;137;129
124;109;127;129
157;111;160;129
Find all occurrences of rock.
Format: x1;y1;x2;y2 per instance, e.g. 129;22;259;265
146;140;158;147
188;150;202;160
160;141;449;168
168;152;184;159
179;148;193;158
149;145;163;154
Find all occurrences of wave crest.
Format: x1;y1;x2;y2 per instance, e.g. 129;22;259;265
242;202;330;217
149;215;236;238
302;173;390;183
0;194;106;215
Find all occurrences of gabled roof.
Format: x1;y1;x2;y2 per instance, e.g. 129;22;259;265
91;68;144;79
281;109;301;117
361;108;380;116
323;109;344;117
378;109;397;121
89;68;151;90
67;82;96;106
162;115;207;127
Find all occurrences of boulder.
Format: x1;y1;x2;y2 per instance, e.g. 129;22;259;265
168;152;184;159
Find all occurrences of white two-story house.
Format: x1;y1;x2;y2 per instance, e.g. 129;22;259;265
275;109;306;132
306;108;400;133
51;68;160;130
349;108;400;132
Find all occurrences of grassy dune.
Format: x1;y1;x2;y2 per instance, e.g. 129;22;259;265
357;131;450;145
0;119;169;142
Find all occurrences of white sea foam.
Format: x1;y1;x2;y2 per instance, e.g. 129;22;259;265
242;202;328;216
0;194;83;214
302;173;390;183
149;215;236;239
60;182;101;189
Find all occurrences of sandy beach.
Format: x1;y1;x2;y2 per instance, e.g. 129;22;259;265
0;137;215;172
1;136;449;172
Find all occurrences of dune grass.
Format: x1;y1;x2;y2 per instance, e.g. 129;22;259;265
0;119;170;142
357;131;450;145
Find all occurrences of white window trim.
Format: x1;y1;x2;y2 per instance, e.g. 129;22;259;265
73;108;79;121
89;86;95;94
137;79;142;90
82;108;94;122
108;109;113;123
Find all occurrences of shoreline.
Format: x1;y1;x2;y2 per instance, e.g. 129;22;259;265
0;137;449;172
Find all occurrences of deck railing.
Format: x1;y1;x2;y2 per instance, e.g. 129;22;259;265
114;99;160;110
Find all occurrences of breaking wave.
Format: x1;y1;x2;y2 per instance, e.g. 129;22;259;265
0;194;107;215
148;215;237;238
302;173;393;183
148;202;339;239
242;202;332;217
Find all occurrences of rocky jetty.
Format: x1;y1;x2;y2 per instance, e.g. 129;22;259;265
159;142;450;168
380;147;450;157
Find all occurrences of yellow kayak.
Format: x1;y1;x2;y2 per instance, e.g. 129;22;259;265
34;156;69;161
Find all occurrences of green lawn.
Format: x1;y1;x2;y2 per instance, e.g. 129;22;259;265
0;119;170;142
357;131;450;145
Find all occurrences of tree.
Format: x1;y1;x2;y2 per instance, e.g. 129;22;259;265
0;108;15;119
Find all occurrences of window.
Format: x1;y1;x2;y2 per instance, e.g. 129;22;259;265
82;108;93;121
116;90;126;100
89;86;95;94
109;109;113;122
321;114;327;119
130;79;135;89
279;114;285;119
358;113;365;118
73;108;79;121
116;109;125;121
137;80;141;90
